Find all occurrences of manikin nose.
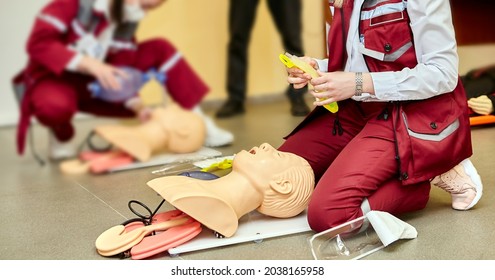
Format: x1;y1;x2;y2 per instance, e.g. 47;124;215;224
260;143;273;151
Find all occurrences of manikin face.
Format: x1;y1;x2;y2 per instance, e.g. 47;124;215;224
233;143;307;190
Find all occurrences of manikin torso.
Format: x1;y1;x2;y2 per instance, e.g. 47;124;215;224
94;104;206;161
147;143;315;237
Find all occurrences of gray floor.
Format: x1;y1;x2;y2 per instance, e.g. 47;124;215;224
0;96;494;260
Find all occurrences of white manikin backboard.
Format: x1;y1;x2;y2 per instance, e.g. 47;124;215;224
168;209;311;256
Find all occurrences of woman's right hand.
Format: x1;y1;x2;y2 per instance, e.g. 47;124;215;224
78;56;128;91
286;56;318;89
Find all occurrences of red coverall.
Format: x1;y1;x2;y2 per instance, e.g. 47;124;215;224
278;0;472;232
14;0;208;155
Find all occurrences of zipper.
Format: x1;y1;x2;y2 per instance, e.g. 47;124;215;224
392;102;408;180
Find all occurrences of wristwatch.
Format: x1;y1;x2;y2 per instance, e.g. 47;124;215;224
355;72;363;96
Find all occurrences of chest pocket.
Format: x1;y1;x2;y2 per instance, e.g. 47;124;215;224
358;0;417;71
362;13;412;60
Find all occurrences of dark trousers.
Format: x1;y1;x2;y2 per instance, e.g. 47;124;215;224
227;0;306;103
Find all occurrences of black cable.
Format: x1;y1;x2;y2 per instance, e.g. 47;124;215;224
122;199;166;228
79;130;112;154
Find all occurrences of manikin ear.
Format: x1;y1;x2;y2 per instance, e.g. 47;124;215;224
269;179;293;195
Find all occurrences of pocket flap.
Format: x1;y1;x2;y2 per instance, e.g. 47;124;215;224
401;93;460;136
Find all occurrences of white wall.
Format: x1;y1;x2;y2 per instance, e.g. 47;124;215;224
0;1;50;126
458;44;495;75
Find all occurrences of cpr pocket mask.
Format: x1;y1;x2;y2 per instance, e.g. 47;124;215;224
308;211;417;260
279;52;339;113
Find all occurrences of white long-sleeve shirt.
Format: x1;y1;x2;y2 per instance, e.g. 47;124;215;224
317;0;459;102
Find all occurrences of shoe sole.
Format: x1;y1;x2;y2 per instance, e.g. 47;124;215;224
460;159;483;210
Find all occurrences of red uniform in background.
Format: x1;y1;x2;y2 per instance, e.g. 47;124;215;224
14;0;208;155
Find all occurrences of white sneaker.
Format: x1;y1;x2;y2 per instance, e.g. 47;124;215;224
49;132;77;160
203;116;234;147
431;159;483;210
191;105;234;147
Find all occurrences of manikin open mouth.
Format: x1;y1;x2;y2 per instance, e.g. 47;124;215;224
249;147;258;154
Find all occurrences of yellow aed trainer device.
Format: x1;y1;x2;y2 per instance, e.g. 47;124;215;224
279;53;338;113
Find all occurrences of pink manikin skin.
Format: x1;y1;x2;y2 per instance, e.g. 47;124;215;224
129;219;202;260
79;150;116;161
88;153;134;174
93;104;206;162
96;210;202;260
59;150;134;175
95;210;194;257
147;143;315;238
121;209;202;259
124;209;184;232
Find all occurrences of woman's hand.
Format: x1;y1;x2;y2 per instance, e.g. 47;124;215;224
78;56;128;91
309;71;373;106
286;56;318;89
137;106;153;122
124;97;152;122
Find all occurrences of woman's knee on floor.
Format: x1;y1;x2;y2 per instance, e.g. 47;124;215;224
307;201;362;233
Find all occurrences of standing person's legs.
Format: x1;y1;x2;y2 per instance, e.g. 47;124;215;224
216;0;260;118
267;0;303;56
267;0;309;116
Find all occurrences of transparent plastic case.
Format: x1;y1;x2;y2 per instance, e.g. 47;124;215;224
308;216;384;260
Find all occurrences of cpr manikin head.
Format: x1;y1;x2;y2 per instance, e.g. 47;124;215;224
94;104;206;162
233;143;315;217
147;143;315;237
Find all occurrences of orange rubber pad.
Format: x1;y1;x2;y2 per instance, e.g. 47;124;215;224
469;115;495;126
